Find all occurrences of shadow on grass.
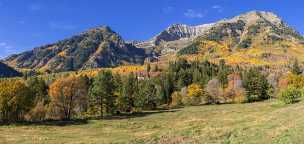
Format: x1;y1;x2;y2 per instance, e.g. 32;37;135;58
0;119;89;127
101;109;180;120
0;109;180;126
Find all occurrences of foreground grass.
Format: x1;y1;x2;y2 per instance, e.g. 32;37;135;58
0;101;304;144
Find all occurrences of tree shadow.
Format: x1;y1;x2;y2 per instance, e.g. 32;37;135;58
0;119;89;127
89;109;181;120
0;109;181;126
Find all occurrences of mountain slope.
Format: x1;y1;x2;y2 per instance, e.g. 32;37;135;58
4;26;146;73
0;62;22;78
177;11;304;66
4;11;304;73
135;11;304;66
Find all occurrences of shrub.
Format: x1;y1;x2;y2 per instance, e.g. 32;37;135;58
278;86;302;104
182;84;211;105
170;91;183;107
206;78;222;104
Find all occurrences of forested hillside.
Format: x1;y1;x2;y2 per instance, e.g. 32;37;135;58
0;62;21;78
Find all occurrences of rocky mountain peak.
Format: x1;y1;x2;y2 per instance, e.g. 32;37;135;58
226;11;283;26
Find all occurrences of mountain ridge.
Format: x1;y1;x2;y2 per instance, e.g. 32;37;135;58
4;10;304;73
4;26;147;73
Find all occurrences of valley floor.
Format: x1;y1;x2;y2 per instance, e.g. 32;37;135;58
0;100;303;144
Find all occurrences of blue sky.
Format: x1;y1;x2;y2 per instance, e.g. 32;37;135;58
0;0;303;58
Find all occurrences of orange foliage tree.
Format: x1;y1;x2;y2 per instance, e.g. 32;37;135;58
48;75;89;120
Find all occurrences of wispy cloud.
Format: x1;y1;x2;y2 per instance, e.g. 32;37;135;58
212;5;224;13
0;42;17;58
49;22;77;30
184;9;205;18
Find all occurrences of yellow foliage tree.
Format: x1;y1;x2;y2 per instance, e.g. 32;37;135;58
0;80;34;122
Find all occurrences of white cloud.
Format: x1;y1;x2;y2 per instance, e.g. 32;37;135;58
0;42;7;47
49;22;77;30
0;42;17;58
184;9;205;18
212;5;224;13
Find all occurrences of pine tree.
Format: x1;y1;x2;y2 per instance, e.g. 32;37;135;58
291;59;302;75
242;68;270;102
118;73;138;113
89;71;116;118
217;59;229;88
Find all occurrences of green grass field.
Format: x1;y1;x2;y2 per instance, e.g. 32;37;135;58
0;100;303;144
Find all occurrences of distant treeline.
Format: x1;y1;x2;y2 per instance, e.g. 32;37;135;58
0;59;303;123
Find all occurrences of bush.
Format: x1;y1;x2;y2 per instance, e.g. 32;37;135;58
278;86;302;104
183;84;211;105
170;91;183;107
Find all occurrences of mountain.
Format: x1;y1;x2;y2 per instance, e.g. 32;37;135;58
4;11;304;73
137;11;304;66
135;23;215;55
4;26;146;73
0;62;22;78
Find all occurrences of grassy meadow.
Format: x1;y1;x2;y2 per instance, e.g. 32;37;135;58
0;100;303;144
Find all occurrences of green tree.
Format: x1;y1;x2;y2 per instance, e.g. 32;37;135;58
162;72;175;104
117;73;138;113
291;59;302;75
25;77;48;103
278;86;302;104
217;59;229;88
89;71;116;118
134;79;159;110
242;68;271;102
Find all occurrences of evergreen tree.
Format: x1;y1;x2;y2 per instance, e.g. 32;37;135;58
117;73;138;113
242;68;271;102
89;71;116;118
291;59;302;75
217;59;229;88
134;79;159;110
162;72;175;104
177;69;192;89
25;77;48;103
